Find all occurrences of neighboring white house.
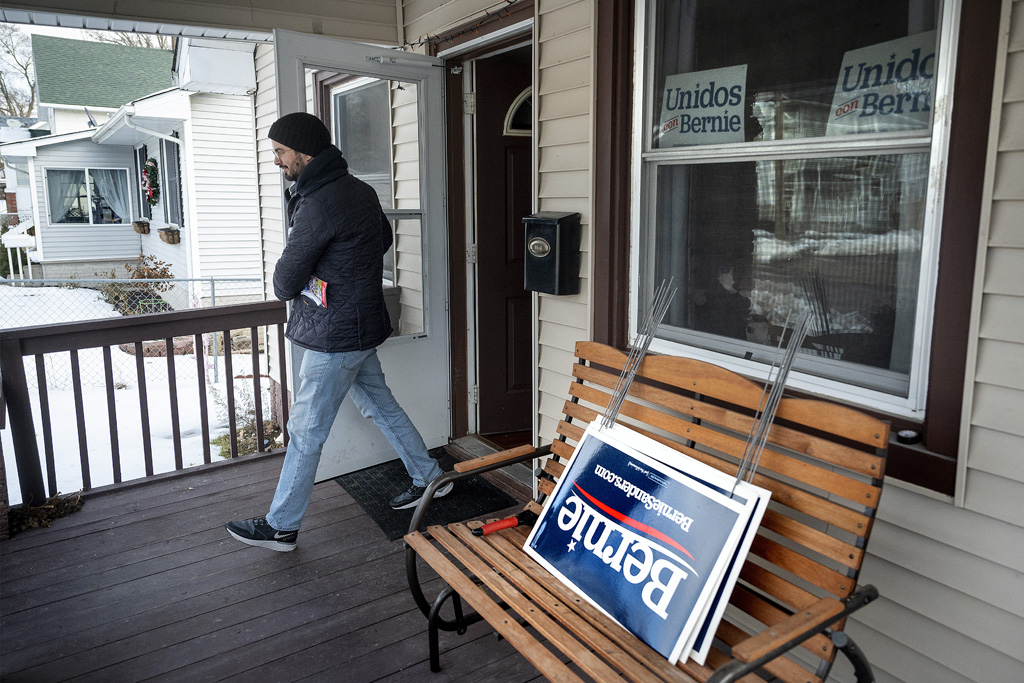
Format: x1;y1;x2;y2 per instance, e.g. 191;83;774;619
31;34;172;135
0;37;264;307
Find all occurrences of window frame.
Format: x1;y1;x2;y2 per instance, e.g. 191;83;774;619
160;138;183;227
325;74;398;287
629;0;963;420
42;165;133;227
134;145;151;221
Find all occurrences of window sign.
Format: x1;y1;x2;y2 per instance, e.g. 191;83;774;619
658;65;747;147
827;31;937;136
638;0;948;411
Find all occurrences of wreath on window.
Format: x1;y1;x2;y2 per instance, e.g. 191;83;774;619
141;157;160;206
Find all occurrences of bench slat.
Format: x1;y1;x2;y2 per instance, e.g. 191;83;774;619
738;563;821;612
568;382;882;508
482;526;696;683
575;341;889;448
429;524;628;682
714;619;825;683
551;439;576;460
453;444;536;472
404;530;585;683
730;596;844;664
448;523;683;683
728;585;835;660
561;402;875;537
759;508;864;570
748;535;854;598
573;363;885;478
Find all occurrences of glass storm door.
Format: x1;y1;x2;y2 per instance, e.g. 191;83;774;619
274;29;449;481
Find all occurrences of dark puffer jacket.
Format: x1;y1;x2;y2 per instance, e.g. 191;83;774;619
273;146;393;352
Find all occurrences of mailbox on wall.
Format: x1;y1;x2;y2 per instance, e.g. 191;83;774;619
522;211;581;295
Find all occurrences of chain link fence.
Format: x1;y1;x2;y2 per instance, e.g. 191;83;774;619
1;276;266;388
1;278;282;499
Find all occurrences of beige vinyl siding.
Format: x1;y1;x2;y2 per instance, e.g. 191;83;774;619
534;0;593;445
960;0;1024;515
3;0;399;44
186;93;263;300
833;2;1024;682
403;0;496;45
32;140;140;262
391;82;425;335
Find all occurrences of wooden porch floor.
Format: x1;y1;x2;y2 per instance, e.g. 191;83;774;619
1;453;544;682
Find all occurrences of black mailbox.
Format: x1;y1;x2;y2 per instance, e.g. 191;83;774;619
522;211;581;295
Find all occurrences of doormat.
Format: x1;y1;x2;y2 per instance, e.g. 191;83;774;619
335;448;519;541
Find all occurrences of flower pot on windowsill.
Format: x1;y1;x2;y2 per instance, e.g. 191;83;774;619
158;228;180;244
132;221;150;234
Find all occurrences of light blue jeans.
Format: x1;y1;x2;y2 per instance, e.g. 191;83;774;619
266;347;442;532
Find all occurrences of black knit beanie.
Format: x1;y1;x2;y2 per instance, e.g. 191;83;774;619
268;112;332;157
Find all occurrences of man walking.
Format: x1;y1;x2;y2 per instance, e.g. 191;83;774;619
226;112;450;552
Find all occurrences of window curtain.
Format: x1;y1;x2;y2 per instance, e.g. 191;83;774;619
46;169;83;223
90;169;131;223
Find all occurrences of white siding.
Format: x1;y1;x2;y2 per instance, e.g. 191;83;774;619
32;140;141;263
185;93;263;300
254;43;287;389
535;0;593;445
391;82;425;335
255;44;284;305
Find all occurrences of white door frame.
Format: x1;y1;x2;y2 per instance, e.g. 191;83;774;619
437;22;534;437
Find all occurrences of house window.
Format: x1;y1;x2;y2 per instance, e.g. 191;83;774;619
161;138;183;227
635;0;951;415
135;146;151;221
44;167;131;226
333;78;393;209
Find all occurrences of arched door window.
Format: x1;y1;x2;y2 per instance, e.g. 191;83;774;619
503;87;532;136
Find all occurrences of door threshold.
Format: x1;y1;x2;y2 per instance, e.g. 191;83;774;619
445;434;533;502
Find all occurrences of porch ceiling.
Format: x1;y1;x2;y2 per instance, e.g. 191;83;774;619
0;8;273;42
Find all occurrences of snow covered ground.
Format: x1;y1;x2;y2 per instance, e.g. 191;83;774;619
2;284;271;506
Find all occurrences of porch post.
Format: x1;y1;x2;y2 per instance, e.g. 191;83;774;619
0;338;47;506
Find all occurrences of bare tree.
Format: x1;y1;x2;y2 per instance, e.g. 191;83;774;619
85;30;172;51
0;24;35;117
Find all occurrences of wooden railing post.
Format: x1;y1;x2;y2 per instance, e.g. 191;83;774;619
0;338;46;506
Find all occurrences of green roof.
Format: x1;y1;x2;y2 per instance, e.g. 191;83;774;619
32;35;173;110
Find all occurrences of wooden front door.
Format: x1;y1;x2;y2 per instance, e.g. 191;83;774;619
474;46;533;435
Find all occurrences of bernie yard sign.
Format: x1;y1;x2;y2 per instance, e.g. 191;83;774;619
525;422;769;664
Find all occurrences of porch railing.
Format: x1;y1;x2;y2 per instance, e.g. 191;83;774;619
0;301;289;507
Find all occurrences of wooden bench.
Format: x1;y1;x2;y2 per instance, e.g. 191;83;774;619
405;341;889;683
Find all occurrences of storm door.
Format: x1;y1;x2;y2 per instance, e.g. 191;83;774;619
274;30;449;480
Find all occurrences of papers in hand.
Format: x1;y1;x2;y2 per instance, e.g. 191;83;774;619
301;276;327;307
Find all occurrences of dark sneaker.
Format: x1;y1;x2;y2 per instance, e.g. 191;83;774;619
390;481;454;510
225;517;297;552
